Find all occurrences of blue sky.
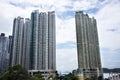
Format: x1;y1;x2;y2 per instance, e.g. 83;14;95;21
0;0;120;72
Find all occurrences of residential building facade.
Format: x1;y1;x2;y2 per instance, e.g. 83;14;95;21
0;33;9;74
10;10;56;79
75;11;102;79
30;10;56;71
10;17;30;69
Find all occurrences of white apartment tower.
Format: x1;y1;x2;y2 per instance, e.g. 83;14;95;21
30;10;56;71
10;11;56;79
11;17;30;69
75;11;102;79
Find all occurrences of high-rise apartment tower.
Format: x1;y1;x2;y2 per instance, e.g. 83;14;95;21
10;10;56;79
10;17;30;69
29;10;56;71
75;11;102;79
0;33;9;74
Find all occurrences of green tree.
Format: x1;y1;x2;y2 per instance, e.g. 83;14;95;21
63;73;77;80
30;75;45;80
0;64;29;80
85;78;93;80
30;71;45;80
30;76;40;80
58;76;64;80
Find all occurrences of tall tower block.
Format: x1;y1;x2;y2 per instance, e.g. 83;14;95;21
75;11;102;79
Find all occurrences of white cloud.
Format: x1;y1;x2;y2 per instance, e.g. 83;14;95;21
56;48;78;72
92;0;120;69
95;0;120;49
101;48;120;68
56;17;76;44
72;0;110;11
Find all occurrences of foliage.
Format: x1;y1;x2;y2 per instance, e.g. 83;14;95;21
57;75;64;80
30;72;45;80
30;76;39;80
103;68;120;73
85;78;93;80
0;65;46;80
0;65;57;80
61;73;77;80
30;76;45;80
0;64;29;80
104;78;109;80
98;76;103;80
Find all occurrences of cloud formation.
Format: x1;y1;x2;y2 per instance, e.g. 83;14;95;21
0;0;120;72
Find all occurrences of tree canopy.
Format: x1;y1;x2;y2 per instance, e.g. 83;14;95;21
0;64;29;80
0;64;45;80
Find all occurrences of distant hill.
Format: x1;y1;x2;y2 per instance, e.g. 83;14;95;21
103;68;120;73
